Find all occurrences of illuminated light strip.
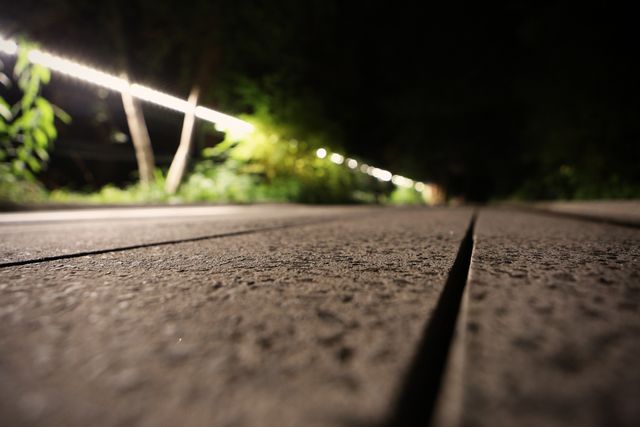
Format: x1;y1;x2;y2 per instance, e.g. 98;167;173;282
315;147;434;194
391;174;414;188
370;167;392;182
28;49;129;92
194;106;254;136
0;34;253;135
129;84;192;113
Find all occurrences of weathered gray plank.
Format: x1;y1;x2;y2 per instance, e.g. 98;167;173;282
0;207;472;427
534;201;640;226
436;209;640;427
0;205;368;264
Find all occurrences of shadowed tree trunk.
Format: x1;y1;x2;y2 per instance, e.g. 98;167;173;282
164;43;217;193
120;73;156;185
109;2;155;185
165;86;199;194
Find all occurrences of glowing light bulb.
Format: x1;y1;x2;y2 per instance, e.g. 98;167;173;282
0;36;17;55
330;153;344;164
371;168;392;182
392;175;414;188
316;148;327;159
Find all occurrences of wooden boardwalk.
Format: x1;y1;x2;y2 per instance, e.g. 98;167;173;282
0;203;638;426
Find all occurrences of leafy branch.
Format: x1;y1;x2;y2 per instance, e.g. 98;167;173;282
0;41;70;181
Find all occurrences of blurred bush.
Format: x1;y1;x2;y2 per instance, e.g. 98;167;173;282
189;109;363;203
387;187;426;205
48;110;386;205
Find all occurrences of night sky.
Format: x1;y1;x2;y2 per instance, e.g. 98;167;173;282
2;0;639;200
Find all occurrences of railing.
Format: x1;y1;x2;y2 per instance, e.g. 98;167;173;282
0;34;442;202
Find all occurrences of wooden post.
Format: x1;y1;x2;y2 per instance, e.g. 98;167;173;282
165;86;200;194
120;74;155;185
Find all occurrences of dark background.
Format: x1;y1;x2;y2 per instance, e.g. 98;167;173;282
2;0;639;201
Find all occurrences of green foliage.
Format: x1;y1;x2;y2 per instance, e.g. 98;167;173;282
0;176;48;205
50;170;170;204
179;162;257;202
23;73;423;206
47;109;393;206
42;106;430;206
0;41;70;184
387;187;425;205
199;110;361;203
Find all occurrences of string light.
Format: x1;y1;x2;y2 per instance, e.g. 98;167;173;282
0;34;253;135
193;106;254;137
315;148;327;159
129;83;192;113
314;147;435;195
329;153;344;165
27;49;129;92
391;175;414;188
0;36;18;55
1;34;439;201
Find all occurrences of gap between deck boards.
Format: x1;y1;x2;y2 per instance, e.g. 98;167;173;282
385;213;476;427
0;214;359;269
